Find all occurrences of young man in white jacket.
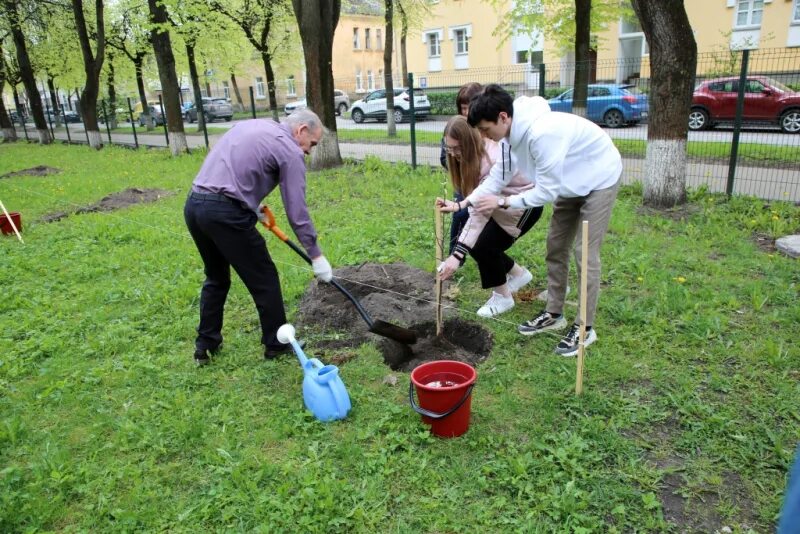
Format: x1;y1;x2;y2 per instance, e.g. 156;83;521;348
461;84;622;357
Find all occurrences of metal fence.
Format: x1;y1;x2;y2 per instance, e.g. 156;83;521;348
11;48;800;202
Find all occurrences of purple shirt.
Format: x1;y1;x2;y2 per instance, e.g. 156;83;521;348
192;119;321;258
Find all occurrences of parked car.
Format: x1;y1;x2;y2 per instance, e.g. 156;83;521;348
547;84;648;127
138;104;165;126
349;88;431;124
688;76;800;133
131;100;160;122
55;110;81;123
284;90;351;116
184;97;233;123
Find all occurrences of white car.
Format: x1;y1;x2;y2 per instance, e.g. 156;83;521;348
349;88;431;124
284;90;351;116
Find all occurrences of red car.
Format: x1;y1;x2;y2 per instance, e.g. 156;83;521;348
688;76;800;134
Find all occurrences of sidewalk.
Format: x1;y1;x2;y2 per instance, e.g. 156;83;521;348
39;127;800;203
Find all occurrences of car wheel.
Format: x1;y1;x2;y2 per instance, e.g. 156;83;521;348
337;102;348;116
779;109;800;134
688;108;709;131
225;116;231;122
603;109;624;128
351;108;364;123
393;108;404;124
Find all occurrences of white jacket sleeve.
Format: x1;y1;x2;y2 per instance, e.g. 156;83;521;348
464;142;513;204
508;131;569;209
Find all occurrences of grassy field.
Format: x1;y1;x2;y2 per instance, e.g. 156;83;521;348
1;143;798;532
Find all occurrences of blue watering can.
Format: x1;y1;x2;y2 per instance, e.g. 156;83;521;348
277;324;351;422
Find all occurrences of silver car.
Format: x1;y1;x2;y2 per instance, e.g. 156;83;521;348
285;90;350;116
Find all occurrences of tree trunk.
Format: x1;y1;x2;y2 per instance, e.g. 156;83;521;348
630;0;697;208
572;0;591;118
0;76;16;142
384;0;396;136
47;77;62;127
134;55;152;130
398;2;408;82
186;43;206;131
148;0;188;156
261;52;280;122
291;0;342;170
107;52;118;129
230;72;244;112
73;0;105;148
5;0;50;143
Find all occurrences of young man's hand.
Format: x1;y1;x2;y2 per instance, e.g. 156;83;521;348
472;195;500;215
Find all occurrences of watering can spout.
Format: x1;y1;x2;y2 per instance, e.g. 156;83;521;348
278;323;352;422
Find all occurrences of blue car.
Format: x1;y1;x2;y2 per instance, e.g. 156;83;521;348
548;84;648;128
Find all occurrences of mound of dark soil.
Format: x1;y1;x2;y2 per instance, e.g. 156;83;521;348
41;187;173;222
296;262;493;371
1;165;61;179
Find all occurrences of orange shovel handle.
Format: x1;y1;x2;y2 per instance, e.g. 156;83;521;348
259;205;289;242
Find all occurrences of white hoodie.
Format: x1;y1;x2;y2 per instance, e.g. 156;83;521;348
465;96;623;209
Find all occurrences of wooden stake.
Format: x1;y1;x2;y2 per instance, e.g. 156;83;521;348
434;205;444;336
0;200;24;244
576;220;589;395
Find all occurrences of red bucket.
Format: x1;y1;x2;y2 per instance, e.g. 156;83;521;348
409;360;477;438
0;212;22;236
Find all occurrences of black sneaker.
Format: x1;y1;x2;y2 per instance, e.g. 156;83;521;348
517;310;567;336
193;344;222;367
264;340;305;360
554;324;597;357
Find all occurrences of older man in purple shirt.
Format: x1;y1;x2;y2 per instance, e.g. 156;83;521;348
184;109;332;366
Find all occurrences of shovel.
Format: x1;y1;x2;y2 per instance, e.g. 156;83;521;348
258;205;417;345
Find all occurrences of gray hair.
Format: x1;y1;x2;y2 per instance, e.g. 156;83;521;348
284;108;326;135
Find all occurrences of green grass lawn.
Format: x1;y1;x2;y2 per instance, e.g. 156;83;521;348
1;144;798;532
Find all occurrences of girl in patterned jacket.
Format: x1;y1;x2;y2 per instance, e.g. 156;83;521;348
436;115;544;317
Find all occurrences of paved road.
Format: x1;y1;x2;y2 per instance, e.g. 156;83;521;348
29;122;800;203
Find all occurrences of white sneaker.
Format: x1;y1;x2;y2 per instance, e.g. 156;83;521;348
507;268;533;293
477;292;515;318
537;286;571;302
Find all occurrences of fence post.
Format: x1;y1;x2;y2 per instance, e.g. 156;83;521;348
17;104;29;141
249;86;256;119
102;100;112;144
127;97;139;149
538;63;546;97
59;96;72;144
726;48;749;198
41;83;55;140
196;95;208;148
408;72;417;170
158;94;169;146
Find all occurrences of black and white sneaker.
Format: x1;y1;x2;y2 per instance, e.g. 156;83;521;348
517;310;567;336
554;324;597;357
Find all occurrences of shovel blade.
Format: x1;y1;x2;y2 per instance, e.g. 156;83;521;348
370;320;418;345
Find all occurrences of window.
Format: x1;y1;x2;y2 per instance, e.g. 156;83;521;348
744;79;765;93
378;69;384;88
222;81;230;99
736;0;763;27
286;76;296;97
255;76;265;98
516;50;529;64
426;32;441;57
455;29;468;54
365;28;371;49
367;70;374;90
356;70;363;92
353;27;360;49
794;0;800;22
376;28;383;49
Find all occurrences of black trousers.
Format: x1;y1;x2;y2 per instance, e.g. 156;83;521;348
184;193;287;352
470;207;543;289
449;191;470;255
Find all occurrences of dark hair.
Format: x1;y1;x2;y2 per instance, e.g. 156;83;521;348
455;82;483;114
467;84;513;127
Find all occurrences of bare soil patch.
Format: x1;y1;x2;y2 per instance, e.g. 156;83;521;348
41;187;173;223
295;262;493;371
637;203;702;223
751;232;776;253
1;165;61;178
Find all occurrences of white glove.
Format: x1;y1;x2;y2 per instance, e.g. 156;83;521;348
311;255;333;282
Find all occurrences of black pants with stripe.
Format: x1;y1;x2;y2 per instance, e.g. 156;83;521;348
471;207;543;289
184;192;287;353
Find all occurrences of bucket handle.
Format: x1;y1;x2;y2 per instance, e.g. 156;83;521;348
408;381;474;420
